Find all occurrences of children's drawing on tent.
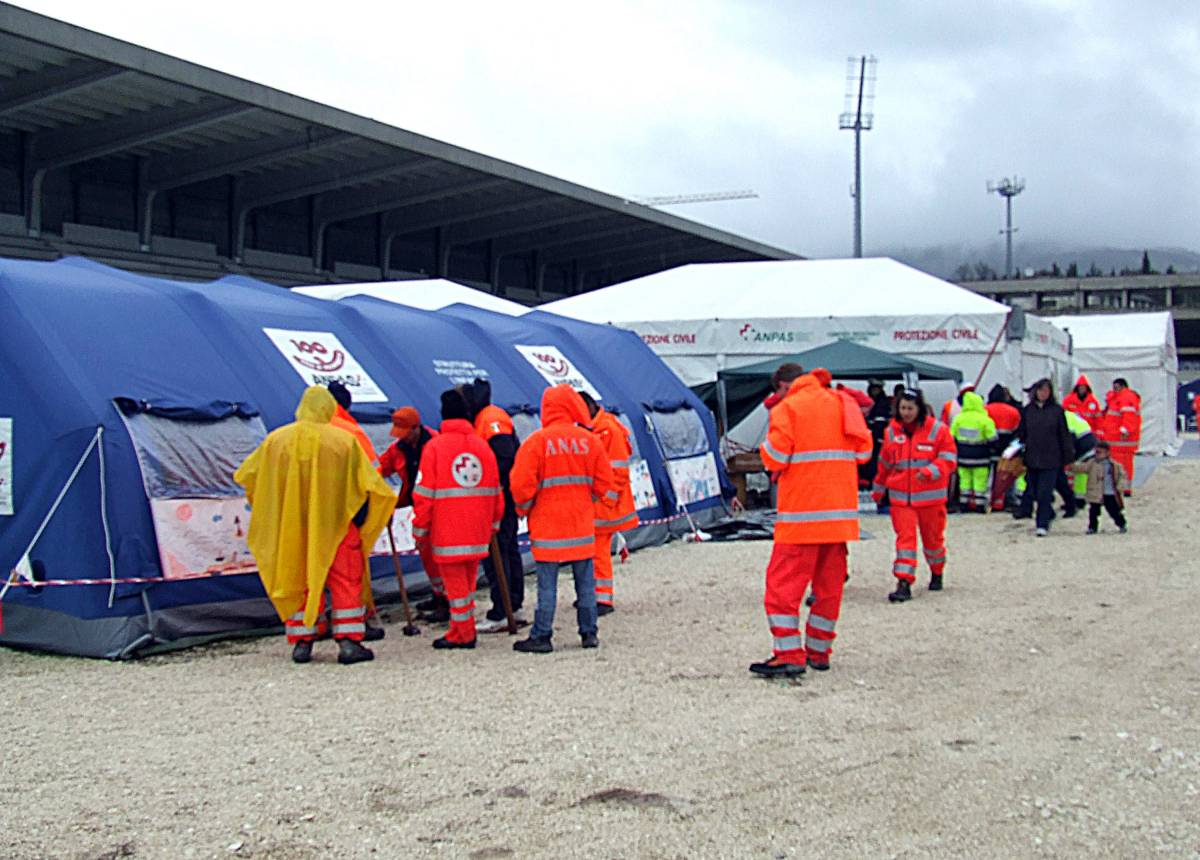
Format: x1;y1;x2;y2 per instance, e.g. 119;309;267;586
666;453;722;506
512;344;601;398
629;460;660;511
152;498;257;579
0;417;11;515
261;327;388;403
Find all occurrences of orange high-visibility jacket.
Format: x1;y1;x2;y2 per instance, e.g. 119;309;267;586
474;404;515;441
511;385;617;562
1062;375;1102;432
760;373;873;544
331;404;379;464
986;401;1021;434
411;418;503;563
873;416;957;507
592;407;639;534
1101;388;1141;449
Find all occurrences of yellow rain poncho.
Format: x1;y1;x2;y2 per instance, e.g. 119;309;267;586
234;387;396;627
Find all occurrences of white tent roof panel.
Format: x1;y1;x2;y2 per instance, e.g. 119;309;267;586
1042;312;1175;354
295;279;529;316
541;258;1010;323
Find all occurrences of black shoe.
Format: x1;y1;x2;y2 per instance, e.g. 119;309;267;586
749;657;806;678
581;632;599;648
1012;510;1031;520
805;592;816;607
888;580;912;603
1085;527;1097;535
363;625;385;642
928;574;943;591
419;606;450;624
291;640;313;664
485;606;506;622
432;636;476;650
336;639;374;665
1062;508;1077;519
806;655;830;672
416;596;440;612
596;604;615;617
513;636;553;654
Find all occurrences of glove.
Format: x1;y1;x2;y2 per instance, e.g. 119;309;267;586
916;467;935;482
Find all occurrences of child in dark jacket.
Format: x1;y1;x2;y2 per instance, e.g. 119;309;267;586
1073;441;1128;534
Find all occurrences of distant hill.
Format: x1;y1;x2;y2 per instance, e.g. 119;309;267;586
882;242;1200;281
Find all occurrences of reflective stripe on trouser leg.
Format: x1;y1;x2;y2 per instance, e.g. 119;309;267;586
916;505;948;576
806;543;848;659
764;543;819;665
593;532;615;606
327;525;367;642
417;541;445;597
889;505;919;583
440;560;479;643
285;603;329;644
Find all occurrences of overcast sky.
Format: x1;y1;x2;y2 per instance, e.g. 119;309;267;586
22;0;1200;259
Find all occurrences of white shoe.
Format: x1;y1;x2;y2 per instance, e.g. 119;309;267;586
476;617;509;634
1035;528;1048;537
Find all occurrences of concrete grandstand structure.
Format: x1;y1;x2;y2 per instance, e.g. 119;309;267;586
0;4;794;296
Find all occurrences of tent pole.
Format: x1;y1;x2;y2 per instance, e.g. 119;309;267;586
717;377;730;441
974;310;1013;390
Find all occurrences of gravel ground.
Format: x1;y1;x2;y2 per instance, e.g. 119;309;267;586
2;459;1199;860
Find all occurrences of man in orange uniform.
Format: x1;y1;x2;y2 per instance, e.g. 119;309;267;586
378;407;445;618
580;391;639;614
463;378;525;632
412;390;504;650
327;381;379;465
985;385;1022;511
1062;375;1102;432
510;385;616;654
234;387;396;665
752;367;873;678
1100;378;1141;494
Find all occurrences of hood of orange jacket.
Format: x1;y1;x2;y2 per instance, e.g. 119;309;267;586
1073;375;1093;395
541;384;591;428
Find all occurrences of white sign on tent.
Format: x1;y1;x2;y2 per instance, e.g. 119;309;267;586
513;344;601;398
0;417;11;516
262;328;388;403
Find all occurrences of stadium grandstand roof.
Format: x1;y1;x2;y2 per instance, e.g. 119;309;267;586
0;4;798;298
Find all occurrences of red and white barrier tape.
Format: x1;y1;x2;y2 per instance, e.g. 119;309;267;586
2;512;696;590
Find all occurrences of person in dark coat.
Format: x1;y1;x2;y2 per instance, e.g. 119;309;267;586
864;380;892;510
1014;378;1076;536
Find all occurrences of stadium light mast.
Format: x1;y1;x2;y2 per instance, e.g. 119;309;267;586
987;176;1025;278
839;55;877;258
630;190;758;207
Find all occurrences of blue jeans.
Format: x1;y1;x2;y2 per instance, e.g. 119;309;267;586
531;559;597;639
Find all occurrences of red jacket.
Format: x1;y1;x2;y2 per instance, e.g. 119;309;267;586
511;385;616;562
873;416;957;508
411;419;503;563
592;407;639;534
1062;375;1102;432
474;404;515;441
986;401;1021;433
378;425;438;507
1100;388;1141;449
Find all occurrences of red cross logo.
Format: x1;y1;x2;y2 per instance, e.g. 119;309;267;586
452;453;483;488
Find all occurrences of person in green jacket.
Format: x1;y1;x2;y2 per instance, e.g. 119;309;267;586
950;391;998;513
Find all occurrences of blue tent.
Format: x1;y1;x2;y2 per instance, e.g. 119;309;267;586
0;258;726;657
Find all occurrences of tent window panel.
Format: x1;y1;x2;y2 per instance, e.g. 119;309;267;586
648;407;709;459
360;422;395;460
121;412;267;499
613;412;643;462
511;412;541;443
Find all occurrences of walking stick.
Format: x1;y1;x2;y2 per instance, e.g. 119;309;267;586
488;536;519;634
386;517;420;636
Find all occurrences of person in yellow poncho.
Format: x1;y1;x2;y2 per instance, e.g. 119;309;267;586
234;387;397;665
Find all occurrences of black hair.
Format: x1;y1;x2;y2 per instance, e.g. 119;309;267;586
894;388;930;423
1026;378;1057;404
326;380;351;410
577;390;600;417
1113;377;1128;389
440;388;470;421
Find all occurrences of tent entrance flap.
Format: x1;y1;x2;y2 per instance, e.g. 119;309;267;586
711;339;964;429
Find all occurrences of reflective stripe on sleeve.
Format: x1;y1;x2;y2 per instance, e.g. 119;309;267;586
776;509;859;523
596;511;638;529
539;475;591;489
938;452;958;462
927;464;941;480
762;439;790;463
610;459;631;469
412;526;428;537
432;544;489;557
413;485;435;498
603;490;619;503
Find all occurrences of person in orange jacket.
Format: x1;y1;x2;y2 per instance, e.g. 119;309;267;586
463;378;526;633
985;385;1022;511
1062;374;1102;432
762;362;805;412
412;389;504;650
509;385;616;654
751;367;873;678
327;381;379;465
872;388;957;603
378;407;446;619
580;391;640;614
1100;378;1141;493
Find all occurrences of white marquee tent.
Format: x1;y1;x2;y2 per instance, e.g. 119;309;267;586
294;279;529;315
1043;312;1180;455
542;258;1073;413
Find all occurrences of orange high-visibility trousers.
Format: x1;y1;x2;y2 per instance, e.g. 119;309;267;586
285;525;366;643
1108;442;1136;492
439;560;479;643
889;504;947;584
593;533;615;606
764;543;848;666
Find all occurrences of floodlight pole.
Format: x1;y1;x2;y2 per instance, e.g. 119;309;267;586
839;56;876;259
987;176;1025;278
